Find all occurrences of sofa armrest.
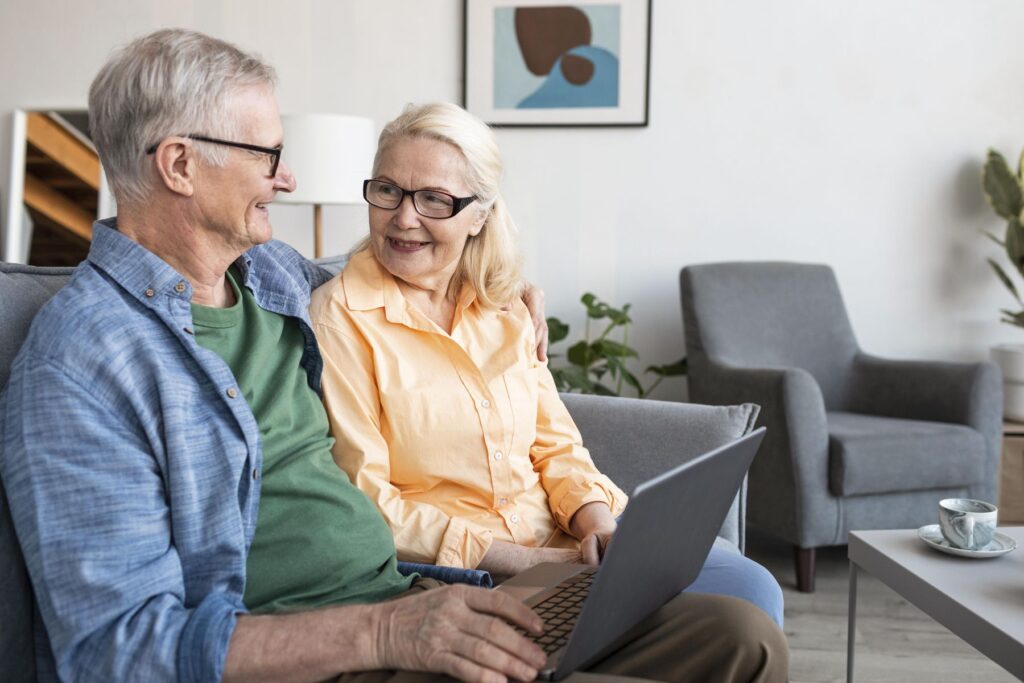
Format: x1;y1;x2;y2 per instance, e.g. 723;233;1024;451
689;360;837;547
559;392;759;552
849;353;1002;432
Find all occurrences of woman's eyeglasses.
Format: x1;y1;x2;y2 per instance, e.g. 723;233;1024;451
363;179;476;219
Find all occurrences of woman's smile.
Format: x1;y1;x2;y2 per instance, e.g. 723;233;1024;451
387;236;430;252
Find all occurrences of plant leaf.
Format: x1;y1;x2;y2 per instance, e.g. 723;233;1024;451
567;340;595;367
984;231;1005;248
594;339;638;358
988;259;1022;303
1006;217;1024;275
983;149;1023;220
619;367;644;395
581;292;612;319
645;357;689;377
546;316;569;344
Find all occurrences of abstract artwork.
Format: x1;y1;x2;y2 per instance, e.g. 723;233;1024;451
464;0;651;127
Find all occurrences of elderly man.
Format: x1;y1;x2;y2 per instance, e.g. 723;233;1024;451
0;29;787;683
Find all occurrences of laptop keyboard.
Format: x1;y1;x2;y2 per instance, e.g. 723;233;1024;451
520;567;597;654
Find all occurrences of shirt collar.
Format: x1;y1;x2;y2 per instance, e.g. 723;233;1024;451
342;249;401;322
88;218;263;310
87;218;195;307
341;249;478;330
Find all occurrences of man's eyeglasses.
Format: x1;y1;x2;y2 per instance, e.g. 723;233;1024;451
146;135;282;177
363;179;477;219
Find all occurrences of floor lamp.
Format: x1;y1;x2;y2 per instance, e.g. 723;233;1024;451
277;114;376;258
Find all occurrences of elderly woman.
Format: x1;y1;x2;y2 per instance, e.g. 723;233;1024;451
310;103;782;624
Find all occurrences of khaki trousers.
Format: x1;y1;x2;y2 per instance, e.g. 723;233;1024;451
335;579;789;683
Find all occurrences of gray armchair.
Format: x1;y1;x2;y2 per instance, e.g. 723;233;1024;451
0;260;758;682
680;261;1002;592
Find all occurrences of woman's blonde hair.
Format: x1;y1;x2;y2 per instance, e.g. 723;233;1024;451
361;102;522;308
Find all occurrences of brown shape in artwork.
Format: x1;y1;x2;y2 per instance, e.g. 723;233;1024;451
514;6;592;77
560;53;594;85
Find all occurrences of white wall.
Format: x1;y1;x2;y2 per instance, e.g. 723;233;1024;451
2;1;1023;401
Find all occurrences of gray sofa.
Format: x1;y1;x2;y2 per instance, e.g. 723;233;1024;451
681;261;1002;592
0;261;758;682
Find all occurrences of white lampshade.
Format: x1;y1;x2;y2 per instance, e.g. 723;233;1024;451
276;114;376;205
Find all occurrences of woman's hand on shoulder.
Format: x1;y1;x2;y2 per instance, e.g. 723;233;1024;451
519;281;548;361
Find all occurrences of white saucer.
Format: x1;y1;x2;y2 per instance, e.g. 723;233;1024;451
917;524;1017;558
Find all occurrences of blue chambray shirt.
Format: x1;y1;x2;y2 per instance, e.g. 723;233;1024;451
0;218;332;682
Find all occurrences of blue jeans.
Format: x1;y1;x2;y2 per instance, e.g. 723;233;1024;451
399;539;785;628
684;540;784;627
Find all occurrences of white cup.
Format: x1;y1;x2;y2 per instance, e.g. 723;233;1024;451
938;498;997;551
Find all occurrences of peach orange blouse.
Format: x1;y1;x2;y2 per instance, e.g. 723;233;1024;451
309;250;627;569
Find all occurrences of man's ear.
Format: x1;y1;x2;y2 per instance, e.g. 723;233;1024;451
152;140;196;198
469;208;488;237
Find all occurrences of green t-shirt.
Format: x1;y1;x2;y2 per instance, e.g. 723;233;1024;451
191;266;413;613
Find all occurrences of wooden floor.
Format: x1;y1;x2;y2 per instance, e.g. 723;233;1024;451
744;531;1018;683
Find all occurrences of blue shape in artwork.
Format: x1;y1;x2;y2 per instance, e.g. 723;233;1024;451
517;45;619;109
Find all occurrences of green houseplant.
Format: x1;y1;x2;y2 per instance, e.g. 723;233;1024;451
982;148;1024;328
982;147;1024;420
546;293;687;397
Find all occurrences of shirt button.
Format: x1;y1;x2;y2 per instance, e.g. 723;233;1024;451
493;450;503;461
144;288;155;298
174;281;186;293
226;387;238;399
252;468;260;481
510;512;519;524
481;399;490;408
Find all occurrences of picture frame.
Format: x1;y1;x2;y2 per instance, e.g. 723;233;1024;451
462;0;652;127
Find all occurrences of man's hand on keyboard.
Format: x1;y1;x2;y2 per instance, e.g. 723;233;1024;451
370;583;547;683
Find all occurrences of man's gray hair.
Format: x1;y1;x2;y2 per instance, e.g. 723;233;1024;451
88;28;276;204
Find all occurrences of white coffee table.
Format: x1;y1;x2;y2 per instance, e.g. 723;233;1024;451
846;527;1024;682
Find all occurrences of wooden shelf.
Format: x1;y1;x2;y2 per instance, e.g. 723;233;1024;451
22;112;100;266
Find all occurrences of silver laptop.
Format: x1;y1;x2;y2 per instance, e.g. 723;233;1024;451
498;427;766;680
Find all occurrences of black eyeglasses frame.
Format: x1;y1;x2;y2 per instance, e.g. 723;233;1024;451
145;135;282;177
362;179;477;219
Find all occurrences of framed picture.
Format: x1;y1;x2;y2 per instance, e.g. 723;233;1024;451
462;0;652;127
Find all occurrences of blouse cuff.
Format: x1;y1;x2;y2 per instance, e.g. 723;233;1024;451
549;473;629;534
435;516;494;569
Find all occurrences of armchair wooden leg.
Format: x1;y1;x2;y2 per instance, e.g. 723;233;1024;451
794;546;816;593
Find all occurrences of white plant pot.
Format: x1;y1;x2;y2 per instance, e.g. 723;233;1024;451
991;344;1024;421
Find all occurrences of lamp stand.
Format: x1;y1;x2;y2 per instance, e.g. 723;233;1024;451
313;203;323;259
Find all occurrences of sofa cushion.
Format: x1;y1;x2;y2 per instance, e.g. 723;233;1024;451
1;263;74;683
827;411;987;496
560;393;758;551
0;263;74;389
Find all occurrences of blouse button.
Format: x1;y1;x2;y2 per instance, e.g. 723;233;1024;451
481;399;491;408
493;450;503;461
510;512;519;524
499;497;508;506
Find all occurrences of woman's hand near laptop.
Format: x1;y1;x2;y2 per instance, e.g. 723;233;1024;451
477;501;618;576
570;502;617;565
478;540;581;577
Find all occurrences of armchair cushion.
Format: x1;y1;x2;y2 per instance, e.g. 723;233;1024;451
827;411;987;496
